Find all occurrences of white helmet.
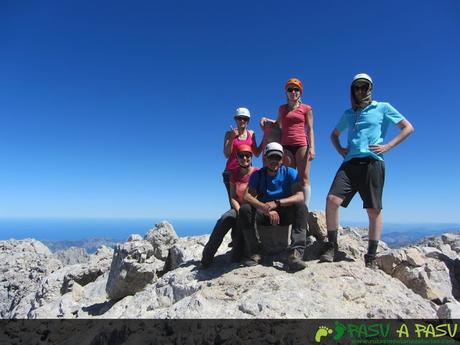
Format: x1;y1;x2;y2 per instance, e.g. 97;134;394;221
264;142;283;158
234;107;251;119
352;73;373;85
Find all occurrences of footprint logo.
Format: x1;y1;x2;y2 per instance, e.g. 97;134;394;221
314;325;333;343
333;321;346;341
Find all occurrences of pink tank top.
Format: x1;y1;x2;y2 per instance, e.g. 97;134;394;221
225;130;254;172
230;166;258;204
279;103;312;146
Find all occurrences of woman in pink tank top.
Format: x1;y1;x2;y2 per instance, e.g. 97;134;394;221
222;107;261;205
260;78;315;207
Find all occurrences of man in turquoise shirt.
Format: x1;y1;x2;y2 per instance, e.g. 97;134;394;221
321;73;414;268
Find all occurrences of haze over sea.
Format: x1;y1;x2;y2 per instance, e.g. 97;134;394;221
1;218;459;246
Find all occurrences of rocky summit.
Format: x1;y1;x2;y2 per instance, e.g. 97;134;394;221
1;215;460;319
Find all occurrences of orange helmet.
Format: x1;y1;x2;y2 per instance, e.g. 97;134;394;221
285;78;303;94
236;144;252;155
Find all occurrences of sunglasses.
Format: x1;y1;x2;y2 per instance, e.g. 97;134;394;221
235;117;248;121
353;85;368;91
267;154;282;161
237;152;252;159
287;87;300;93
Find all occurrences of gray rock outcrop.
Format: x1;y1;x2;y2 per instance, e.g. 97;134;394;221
307;210;327;239
10;245;114;318
1;220;459;320
54;246;89;265
144;221;178;260
105;241;161;300
376;234;460;304
0;239;62;318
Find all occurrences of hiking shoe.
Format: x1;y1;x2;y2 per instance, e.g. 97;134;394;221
288;250;307;271
200;254;213;269
230;249;243;263
243;254;262;267
319;242;338;263
364;254;378;269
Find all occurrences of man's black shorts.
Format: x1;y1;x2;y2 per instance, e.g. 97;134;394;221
328;157;385;209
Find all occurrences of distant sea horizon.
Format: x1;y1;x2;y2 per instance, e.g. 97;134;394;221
0;217;459;244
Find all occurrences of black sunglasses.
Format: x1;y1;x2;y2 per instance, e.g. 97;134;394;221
267;154;282;161
287;87;300;93
235;116;248;121
353;85;368;91
237;152;252;159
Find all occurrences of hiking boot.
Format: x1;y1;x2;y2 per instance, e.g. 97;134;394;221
288;250;307;271
230;249;243;263
243;254;262;267
200;255;213;269
319;242;338;263
364;253;378;269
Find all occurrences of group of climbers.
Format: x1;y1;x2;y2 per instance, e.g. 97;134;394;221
201;73;414;271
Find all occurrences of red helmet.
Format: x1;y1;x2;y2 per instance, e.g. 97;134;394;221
285;78;303;94
236;144;252;155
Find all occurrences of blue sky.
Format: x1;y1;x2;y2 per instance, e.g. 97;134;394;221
0;0;459;224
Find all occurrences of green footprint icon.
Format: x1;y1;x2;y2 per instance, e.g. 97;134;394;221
315;325;333;343
333;321;346;341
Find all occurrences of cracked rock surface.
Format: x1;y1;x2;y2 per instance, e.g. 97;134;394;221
1;216;459;319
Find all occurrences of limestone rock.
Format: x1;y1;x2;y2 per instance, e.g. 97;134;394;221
307;211;327;239
61;245;113;293
164;245;186;272
149;262;436;319
127;234;143;242
421;246;443;259
54;247;89;265
377;247;454;303
418;233;460;259
0;239;62;318
163;234;230;273
437;301;460;318
10;245;114;318
405;247;426;266
144;221;179;260
4;229;460;320
106;241;159;300
258;224;291;254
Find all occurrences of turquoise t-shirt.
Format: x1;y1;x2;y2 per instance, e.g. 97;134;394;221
248;165;298;202
335;101;405;162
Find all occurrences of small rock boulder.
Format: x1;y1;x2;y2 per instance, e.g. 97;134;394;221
377;247;454;303
307;211;327;239
106;241;159;300
0;239;62;318
54;247;89;265
144;221;179;260
258;224;291;254
437;301;460;318
61;246;114;294
127;234;143;242
163;245;186;272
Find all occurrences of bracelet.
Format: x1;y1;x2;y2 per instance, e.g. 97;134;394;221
275;199;281;208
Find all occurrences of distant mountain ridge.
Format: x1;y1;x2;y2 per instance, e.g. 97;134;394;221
40;225;460;253
383;228;460;248
42;237;121;253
